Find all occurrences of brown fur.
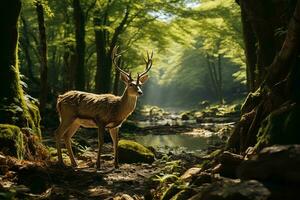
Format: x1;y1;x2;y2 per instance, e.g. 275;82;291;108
54;82;142;169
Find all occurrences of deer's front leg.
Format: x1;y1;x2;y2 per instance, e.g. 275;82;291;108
109;128;119;168
96;125;105;169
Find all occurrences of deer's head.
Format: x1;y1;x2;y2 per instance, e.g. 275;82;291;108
112;47;153;97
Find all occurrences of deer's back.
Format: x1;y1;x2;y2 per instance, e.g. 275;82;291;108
57;90;121;120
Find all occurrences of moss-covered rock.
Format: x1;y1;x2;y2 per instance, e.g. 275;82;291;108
118;139;155;164
0;124;48;160
0;124;24;159
255;105;300;150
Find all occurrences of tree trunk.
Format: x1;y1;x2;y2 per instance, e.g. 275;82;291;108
241;0;276;85
36;0;48;117
73;0;86;90
227;0;300;152
20;15;38;84
0;0;43;159
94;6;111;94
240;6;257;91
94;5;130;94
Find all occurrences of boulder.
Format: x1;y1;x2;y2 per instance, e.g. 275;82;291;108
189;180;270;200
118;139;155;164
237;145;300;183
217;151;244;178
181;114;190;120
180;167;202;182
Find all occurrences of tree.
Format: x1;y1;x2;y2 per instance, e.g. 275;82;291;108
73;0;86;90
35;0;49;116
0;0;42;159
227;0;300;152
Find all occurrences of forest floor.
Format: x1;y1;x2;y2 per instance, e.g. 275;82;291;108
0;117;235;200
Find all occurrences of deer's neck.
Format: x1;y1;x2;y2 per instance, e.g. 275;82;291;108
119;88;137;118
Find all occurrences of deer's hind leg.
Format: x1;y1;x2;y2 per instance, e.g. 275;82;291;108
63;121;80;167
54;118;75;165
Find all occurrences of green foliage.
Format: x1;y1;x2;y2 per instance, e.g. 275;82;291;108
19;0;246;110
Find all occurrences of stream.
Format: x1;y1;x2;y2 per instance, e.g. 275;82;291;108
127;117;236;154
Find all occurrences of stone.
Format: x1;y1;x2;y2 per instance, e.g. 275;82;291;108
237;145;300;183
217;151;244;178
118;139;155;164
180;167;202;182
188;180;270;200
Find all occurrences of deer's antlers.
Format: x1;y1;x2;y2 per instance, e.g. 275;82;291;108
112;46;132;79
137;51;153;84
112;46;153;83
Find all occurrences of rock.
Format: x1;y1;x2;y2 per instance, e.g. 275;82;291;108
217;151;244;178
191;172;212;186
180;167;202;182
118;139;155;164
0;124;24;158
189;180;270;200
237;145;300;183
181;114;190;120
119;194;135;200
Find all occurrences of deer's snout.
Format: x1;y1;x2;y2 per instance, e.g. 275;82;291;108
137;88;143;95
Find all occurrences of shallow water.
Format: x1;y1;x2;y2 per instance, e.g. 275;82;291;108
133;133;222;153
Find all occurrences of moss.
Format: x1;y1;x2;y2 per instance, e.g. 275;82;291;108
118;139;155;163
26;97;41;139
255;105;300;150
0;124;24;159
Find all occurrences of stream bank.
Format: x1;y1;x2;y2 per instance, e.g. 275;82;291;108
0;113;235;199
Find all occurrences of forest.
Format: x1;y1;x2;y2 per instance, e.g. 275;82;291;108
0;0;300;199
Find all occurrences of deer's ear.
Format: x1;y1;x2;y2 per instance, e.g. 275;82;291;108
139;75;149;85
120;73;130;83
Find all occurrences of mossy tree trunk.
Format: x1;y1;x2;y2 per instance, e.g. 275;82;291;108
0;0;43;159
228;0;300;152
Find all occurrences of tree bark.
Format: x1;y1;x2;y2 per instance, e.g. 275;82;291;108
36;0;48;116
240;6;257;91
73;0;86;90
94;5;130;94
0;0;40;131
20;15;38;84
228;0;300;152
241;0;276;85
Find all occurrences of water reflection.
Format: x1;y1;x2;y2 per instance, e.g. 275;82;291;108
133;134;221;152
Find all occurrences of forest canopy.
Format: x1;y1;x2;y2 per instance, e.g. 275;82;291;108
18;0;245;109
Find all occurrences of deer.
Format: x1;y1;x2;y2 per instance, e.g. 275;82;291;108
54;47;153;169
